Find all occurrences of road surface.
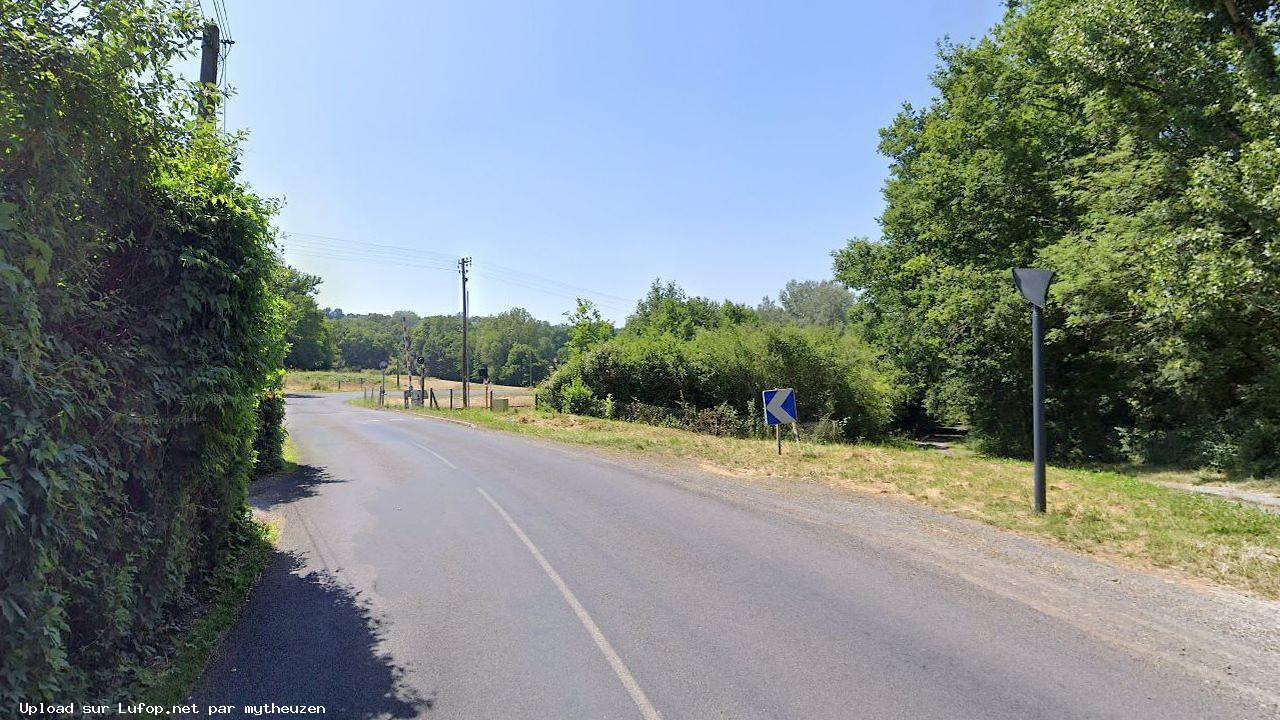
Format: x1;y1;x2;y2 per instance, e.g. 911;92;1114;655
193;393;1279;719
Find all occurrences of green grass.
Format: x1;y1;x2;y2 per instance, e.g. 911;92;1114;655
279;433;301;473
1084;462;1280;494
355;398;1280;599
131;517;278;706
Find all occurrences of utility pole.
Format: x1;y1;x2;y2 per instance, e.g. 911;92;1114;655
402;316;411;399
459;257;472;408
199;22;220;120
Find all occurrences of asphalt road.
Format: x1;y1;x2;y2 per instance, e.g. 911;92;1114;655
192;393;1276;719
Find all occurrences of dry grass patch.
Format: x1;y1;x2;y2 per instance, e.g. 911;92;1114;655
285;370;537;405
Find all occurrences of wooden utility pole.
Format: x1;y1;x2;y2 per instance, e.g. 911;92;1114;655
459;257;472;408
401;316;412;397
199;23;219;119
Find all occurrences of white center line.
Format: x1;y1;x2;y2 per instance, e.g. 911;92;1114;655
476;487;662;720
413;442;456;469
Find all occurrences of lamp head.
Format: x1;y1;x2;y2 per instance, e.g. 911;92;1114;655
1012;268;1055;309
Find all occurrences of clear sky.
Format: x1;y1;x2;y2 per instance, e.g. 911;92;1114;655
205;1;1006;323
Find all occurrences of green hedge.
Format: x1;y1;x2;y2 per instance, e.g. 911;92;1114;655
541;324;898;440
1;1;286;703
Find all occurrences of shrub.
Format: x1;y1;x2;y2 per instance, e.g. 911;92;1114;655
540;324;898;440
559;378;601;416
1;1;286;702
254;391;287;475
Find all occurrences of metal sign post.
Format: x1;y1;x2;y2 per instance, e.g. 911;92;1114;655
1013;268;1055;514
417;355;426;408
762;388;797;455
379;360;388;408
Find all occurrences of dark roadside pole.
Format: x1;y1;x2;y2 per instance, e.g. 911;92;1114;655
1012;268;1054;514
379;360;388;407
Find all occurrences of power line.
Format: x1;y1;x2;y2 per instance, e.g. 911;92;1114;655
284;239;449;264
211;0;231;39
281;242;459;272
284;249;456;273
286;246;629;311
283;232;457;264
479;262;632;304
471;268;631;312
279;230;635;312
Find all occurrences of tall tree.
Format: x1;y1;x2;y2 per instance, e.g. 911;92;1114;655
836;0;1280;473
564;299;614;358
624;280;724;339
275;265;334;370
758;280;855;329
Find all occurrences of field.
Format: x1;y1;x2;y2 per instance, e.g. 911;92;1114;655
354;400;1280;600
286;370;537;408
283;369;384;392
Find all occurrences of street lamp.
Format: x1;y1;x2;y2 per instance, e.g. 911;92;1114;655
1012;268;1055;513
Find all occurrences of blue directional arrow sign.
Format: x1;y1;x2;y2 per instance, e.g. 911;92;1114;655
762;388;797;426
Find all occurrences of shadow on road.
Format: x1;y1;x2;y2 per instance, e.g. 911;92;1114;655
190;551;432;718
250;464;345;511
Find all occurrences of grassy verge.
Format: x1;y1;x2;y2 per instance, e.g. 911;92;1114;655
280;432;302;474
1084;463;1280;495
132;516;279;706
355;398;1280;599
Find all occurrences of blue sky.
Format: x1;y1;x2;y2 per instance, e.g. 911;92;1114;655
205;1;1006;322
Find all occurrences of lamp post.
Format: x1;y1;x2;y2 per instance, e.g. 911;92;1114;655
1012;268;1055;513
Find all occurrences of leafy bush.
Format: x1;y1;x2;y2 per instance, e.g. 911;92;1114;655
559;378;602;416
541;324;897;439
1;1;286;702
614;402;753;437
254;390;288;475
812;417;848;443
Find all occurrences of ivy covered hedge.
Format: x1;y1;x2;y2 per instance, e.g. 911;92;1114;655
1;1;286;703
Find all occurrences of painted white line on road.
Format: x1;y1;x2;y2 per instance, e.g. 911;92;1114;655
413;442;457;469
476;487;662;720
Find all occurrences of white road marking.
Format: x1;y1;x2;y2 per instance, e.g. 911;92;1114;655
413;442;457;469
476;487;662;720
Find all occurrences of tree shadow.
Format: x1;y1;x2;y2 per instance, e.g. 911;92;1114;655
190;551;433;718
283;393;323;399
250;464;346;511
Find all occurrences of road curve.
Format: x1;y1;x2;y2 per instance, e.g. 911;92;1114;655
191;393;1277;719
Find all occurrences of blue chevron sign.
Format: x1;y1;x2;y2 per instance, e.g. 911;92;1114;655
762;388;797;426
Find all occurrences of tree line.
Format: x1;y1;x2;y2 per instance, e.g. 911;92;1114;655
280;299;569;386
834;0;1278;475
281;276;862;387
